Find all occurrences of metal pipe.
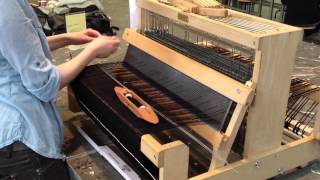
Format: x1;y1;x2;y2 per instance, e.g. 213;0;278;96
280;4;286;22
269;0;275;19
258;0;263;17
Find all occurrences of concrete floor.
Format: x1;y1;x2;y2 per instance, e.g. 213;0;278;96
51;0;320;179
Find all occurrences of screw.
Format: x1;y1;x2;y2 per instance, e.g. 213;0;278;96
255;161;261;169
278;168;284;175
236;88;241;94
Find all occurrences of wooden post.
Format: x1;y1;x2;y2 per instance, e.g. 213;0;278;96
244;31;303;159
141;135;189;180
210;104;248;169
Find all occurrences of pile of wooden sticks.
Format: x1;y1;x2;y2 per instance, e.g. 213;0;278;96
158;0;228;17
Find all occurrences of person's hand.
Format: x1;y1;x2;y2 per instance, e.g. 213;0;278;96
86;36;120;59
68;28;101;45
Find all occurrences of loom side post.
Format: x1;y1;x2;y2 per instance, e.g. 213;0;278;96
140;135;189;180
244;30;304;159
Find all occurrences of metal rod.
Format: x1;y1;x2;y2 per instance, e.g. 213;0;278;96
269;0;275;20
258;0;263;17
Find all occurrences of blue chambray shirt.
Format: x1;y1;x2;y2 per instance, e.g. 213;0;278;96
0;1;64;159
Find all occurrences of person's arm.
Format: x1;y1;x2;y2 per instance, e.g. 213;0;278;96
47;33;70;51
47;29;101;51
0;1;119;102
57;36;120;89
0;1;62;102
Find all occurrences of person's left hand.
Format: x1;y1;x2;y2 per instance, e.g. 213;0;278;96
68;28;101;45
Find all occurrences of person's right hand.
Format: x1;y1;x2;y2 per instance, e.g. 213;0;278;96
86;36;120;59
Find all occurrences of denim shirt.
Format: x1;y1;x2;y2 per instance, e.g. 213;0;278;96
0;1;63;159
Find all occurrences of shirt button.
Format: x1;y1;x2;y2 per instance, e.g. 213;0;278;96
36;62;41;67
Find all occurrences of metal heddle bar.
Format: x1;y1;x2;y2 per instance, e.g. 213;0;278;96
142;10;255;83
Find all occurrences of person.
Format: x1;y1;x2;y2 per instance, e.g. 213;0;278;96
282;0;320;35
0;1;120;179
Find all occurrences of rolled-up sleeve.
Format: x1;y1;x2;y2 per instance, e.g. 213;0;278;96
0;1;60;102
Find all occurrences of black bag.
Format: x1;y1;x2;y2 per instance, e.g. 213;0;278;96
32;4;118;36
283;0;320;26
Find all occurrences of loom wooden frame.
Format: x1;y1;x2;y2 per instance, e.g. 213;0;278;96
127;0;320;179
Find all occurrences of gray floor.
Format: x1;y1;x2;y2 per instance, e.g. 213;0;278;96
52;0;320;179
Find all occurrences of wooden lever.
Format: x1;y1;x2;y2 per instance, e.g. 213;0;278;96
114;86;159;124
169;0;199;13
198;8;228;17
